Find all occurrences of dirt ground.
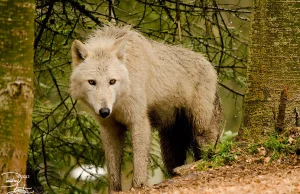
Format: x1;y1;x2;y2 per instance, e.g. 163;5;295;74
119;154;300;194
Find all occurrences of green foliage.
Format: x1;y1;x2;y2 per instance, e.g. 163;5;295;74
197;132;299;172
248;132;295;160
149;131;168;177
214;141;237;166
30;104;107;193
248;142;259;154
198;138;237;171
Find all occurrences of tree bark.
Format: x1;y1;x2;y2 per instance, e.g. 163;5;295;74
240;0;300;139
0;0;35;192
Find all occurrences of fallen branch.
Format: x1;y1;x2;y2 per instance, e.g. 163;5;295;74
276;86;288;133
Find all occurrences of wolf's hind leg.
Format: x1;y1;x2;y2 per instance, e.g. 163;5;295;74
191;93;222;159
159;108;193;175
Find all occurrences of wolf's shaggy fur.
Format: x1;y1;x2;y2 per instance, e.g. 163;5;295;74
70;25;221;192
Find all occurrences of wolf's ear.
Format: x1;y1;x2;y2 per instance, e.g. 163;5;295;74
72;40;88;67
114;38;126;62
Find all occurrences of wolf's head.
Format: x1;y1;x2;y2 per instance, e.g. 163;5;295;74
70;38;130;118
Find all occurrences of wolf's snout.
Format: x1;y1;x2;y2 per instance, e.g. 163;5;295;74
99;108;110;118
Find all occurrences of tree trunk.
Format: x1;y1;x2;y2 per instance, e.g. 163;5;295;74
240;0;300;139
0;0;35;192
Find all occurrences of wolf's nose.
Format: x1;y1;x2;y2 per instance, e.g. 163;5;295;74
99;108;110;118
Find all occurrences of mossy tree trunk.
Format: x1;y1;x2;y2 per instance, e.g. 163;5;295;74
240;0;300;139
0;0;35;191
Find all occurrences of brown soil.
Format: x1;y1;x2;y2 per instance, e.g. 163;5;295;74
119;154;300;194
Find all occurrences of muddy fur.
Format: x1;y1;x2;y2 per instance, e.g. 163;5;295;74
149;93;221;175
149;107;195;174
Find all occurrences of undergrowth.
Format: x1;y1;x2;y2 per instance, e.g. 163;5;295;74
197;130;300;171
248;132;297;160
197;131;238;171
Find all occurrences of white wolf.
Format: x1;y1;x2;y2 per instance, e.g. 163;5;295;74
70;25;221;192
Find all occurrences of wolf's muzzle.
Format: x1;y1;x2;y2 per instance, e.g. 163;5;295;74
99;108;110;118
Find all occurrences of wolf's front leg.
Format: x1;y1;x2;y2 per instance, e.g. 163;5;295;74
130;116;151;187
98;119;126;192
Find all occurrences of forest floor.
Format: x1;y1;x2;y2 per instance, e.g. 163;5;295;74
119;132;300;194
119;157;300;194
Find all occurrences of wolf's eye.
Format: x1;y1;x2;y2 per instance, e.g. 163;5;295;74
88;80;96;85
109;79;116;85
